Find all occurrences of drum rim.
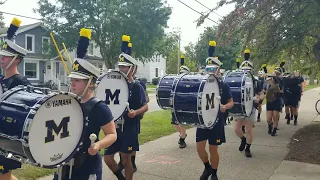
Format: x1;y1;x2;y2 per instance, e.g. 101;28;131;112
96;70;130;121
25;91;86;168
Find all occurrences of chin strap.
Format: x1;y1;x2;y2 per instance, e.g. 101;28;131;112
5;54;18;70
80;76;93;100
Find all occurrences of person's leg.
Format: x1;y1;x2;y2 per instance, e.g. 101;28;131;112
196;128;211;180
121;153;133;180
266;103;274;134
208;145;219;180
172;117;187;148
284;98;291;124
104;153;125;180
271;110;280;136
244;119;254;158
292;99;299;125
257;100;263;122
233;119;246;151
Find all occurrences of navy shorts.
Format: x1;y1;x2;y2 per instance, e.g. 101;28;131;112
104;129;139;155
196;124;226;146
0;156;21;174
284;97;300;108
266;99;282;112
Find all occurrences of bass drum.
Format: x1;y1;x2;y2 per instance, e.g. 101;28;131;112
223;70;254;117
0;85;84;168
172;74;222;129
96;69;129;121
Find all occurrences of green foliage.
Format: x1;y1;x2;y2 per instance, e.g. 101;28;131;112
35;0;171;68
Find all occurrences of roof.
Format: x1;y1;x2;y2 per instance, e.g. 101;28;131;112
0;22;43;37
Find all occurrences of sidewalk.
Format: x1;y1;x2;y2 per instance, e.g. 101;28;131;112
38;87;320;180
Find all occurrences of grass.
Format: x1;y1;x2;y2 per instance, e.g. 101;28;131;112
13;110;181;180
304;84;320;91
146;84;157;89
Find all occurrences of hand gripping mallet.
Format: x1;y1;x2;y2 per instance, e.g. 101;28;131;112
90;134;97;147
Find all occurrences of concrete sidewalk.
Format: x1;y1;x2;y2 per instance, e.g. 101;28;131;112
38;87;320;180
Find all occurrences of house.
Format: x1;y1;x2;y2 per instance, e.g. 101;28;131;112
0;22;166;88
0;22;105;89
134;54;166;83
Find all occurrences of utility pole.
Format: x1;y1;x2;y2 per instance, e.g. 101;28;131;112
177;28;181;74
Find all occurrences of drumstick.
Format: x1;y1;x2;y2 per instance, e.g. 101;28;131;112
89;134;97;147
126;102;130;111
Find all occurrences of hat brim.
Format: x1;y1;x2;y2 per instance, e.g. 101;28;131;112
0;50;15;56
117;62;132;66
68;72;90;79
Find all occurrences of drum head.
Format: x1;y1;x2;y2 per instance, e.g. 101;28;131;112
28;94;84;167
244;73;254;116
96;71;129;120
201;75;221;127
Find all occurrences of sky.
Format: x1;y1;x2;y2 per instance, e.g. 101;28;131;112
0;0;235;49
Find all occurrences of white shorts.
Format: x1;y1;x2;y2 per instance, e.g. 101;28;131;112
233;110;257;122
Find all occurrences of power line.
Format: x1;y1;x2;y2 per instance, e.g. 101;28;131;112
0;11;42;21
176;0;219;24
193;0;222;17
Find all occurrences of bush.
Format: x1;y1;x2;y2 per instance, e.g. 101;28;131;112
140;77;147;84
152;77;160;85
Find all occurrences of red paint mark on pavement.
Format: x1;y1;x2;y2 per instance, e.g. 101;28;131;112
145;155;181;165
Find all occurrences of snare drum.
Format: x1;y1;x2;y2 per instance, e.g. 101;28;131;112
223;70;254;116
172;74;222;128
96;70;129;121
156;74;183;109
0;85;85;168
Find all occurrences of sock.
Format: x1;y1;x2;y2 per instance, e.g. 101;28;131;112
294;115;298;121
291;114;294;119
285;114;290;120
257;113;261;119
131;155;136;167
114;169;124;178
211;168;217;177
245;143;251;151
241;136;246;141
204;162;210;169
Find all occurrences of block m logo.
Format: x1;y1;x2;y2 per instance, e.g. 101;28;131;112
45;116;70;143
206;93;215;110
105;89;121;105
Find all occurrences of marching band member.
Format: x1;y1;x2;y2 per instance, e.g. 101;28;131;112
274;61;285;113
196;41;234;180
171;55;190;149
53;28;117;180
118;42;149;173
257;65;267;122
0;17;31;180
232;49;265;158
104;35;148;180
283;71;304;125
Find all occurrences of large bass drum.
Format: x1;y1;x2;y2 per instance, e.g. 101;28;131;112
172;74;222;129
96;69;129;121
223;70;254;117
0;85;84;168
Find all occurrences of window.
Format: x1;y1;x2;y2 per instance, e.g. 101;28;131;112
42;37;50;54
24;61;39;80
155;68;159;77
88;43;94;55
25;34;35;53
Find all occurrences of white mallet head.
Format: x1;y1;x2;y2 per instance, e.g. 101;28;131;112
89;133;97;145
126;102;130;111
215;96;221;100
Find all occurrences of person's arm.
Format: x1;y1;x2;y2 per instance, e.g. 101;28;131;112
89;104;117;154
128;85;149;118
221;84;234;112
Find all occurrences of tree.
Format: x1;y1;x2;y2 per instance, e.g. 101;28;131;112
196;0;320;64
35;0;171;68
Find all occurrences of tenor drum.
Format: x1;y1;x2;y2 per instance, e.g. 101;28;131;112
96;70;129;121
172;74;222;128
156;74;183;109
0;85;85;168
223;70;254;116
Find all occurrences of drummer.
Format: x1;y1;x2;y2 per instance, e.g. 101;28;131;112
196;41;234;180
104;35;148;180
171;55;190;149
0;17;31;180
232;49;265;158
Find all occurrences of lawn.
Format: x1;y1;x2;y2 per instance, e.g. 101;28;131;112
146;84;157;89
13;110;179;180
304;83;320;91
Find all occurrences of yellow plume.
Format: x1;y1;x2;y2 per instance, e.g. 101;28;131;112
80;28;92;39
11;17;22;27
209;41;216;47
180;55;185;58
244;49;250;53
122;35;130;42
128;43;132;47
236;59;241;62
261;64;267;68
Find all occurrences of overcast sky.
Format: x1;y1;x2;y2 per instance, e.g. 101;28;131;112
0;0;235;48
